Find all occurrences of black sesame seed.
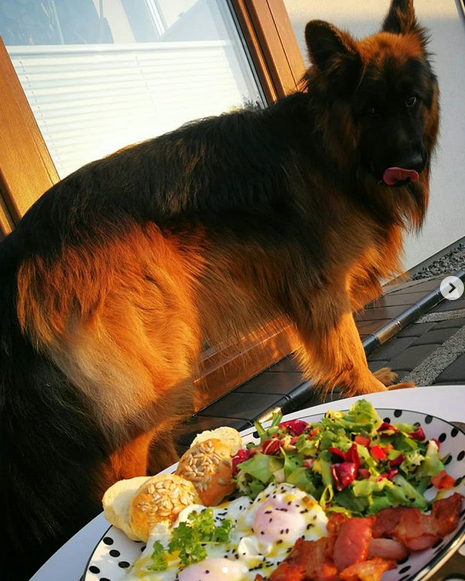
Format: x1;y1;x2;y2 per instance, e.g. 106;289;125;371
88;566;100;574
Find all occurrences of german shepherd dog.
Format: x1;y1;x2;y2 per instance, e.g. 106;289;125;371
0;0;438;577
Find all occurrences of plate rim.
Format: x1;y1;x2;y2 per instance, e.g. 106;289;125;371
83;407;465;581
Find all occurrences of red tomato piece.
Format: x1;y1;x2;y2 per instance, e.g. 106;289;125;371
358;468;370;479
370;445;387;461
279;419;308;436
331;462;358;491
262;439;282;455
431;470;455;489
354;435;370;447
408;425;426;441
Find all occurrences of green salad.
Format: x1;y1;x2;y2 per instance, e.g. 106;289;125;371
233;400;453;516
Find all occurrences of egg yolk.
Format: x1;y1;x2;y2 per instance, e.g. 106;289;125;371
178;557;248;581
253;496;307;545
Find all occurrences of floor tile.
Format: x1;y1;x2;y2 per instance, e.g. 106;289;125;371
234;372;305;395
386;278;441;295
365;291;430;309
284;385;315;411
355;304;413;322
392;369;411;381
433;353;465;383
266;356;302;374
388;343;441;372
355;319;391;335
432;380;465;386
434;317;465;329
397;322;437;337
412;327;459;346
197;393;288;420
369;337;418;361
431;298;465;313
368;360;390;373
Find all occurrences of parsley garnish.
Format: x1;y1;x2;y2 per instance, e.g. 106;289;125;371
148;540;168;572
148;508;234;571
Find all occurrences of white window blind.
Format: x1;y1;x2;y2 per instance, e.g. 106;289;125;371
8;41;261;178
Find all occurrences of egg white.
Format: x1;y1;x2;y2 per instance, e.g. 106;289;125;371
126;482;328;581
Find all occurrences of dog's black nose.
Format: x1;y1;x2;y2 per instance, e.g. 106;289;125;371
396;151;426;173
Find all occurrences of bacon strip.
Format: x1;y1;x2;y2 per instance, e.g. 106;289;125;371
373;492;463;551
339;558;396;581
367;538;408;562
333;517;374;571
257;494;463;581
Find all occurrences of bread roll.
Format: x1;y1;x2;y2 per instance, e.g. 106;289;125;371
102;476;151;540
129;474;201;541
176;438;235;506
191;426;242;455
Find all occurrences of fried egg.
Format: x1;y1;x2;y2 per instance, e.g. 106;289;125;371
127;482;328;581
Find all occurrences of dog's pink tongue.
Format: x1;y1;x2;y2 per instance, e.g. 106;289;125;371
383;167;419;185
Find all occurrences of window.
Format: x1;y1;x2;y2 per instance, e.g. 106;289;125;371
1;0;265;179
0;0;306;405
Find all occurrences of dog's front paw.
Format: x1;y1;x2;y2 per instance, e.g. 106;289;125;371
374;367;398;387
388;381;416;390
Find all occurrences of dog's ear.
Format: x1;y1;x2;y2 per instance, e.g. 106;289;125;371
382;0;418;34
382;0;429;48
305;20;360;72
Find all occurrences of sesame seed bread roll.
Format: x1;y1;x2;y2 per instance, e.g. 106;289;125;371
191;426;242;455
102;476;152;540
129;474;201;542
176;438;235;506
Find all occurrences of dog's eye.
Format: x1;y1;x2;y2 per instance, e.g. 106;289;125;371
367;106;376;116
405;96;417;108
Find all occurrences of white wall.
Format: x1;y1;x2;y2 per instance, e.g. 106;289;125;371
284;0;465;271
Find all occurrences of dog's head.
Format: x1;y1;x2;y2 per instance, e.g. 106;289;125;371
304;0;439;209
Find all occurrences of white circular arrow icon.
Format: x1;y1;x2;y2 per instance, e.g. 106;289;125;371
440;276;464;301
